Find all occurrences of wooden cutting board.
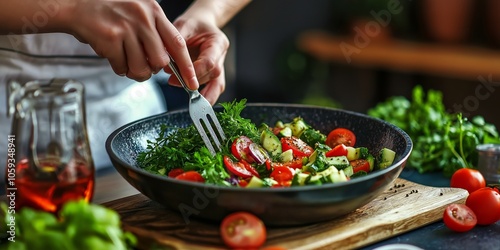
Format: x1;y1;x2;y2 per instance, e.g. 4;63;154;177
103;178;468;250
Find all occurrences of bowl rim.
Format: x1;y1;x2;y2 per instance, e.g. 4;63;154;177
105;102;413;192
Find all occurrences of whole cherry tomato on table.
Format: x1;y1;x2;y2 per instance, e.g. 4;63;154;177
326;128;356;148
443;203;477;232
220;212;266;249
450;168;486;194
465;187;500;225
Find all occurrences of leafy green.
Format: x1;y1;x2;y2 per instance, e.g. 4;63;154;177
0;200;136;250
368;85;500;177
137;99;260;185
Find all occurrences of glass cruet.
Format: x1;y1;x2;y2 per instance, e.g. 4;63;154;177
6;79;95;213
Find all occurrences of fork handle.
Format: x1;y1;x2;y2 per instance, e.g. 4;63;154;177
167;55;194;94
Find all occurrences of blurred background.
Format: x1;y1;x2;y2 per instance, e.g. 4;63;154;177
165;0;500;129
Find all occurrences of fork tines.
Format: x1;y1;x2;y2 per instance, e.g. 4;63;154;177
190;107;226;156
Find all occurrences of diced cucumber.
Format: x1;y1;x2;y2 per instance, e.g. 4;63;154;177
291;172;310;186
329;169;349;183
346;147;369;161
308;165;339;183
278;127;292;137
280;149;294;163
260;128;282;157
357;147;370;159
275;121;285;129
300;128;326;147
246;176;264;188
303;150;319;173
290;117;308;137
258;123;269;133
343;165;354;177
346;146;358;161
366;154;375;171
325;156;350;169
308;165;349;184
308;179;323;185
377;148;396;169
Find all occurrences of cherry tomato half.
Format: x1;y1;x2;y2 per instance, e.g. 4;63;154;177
350;159;371;173
325;144;348;157
242;160;260;178
231;136;255;163
465;187;500;225
443;203;477;232
168;168;184;178
270;166;294;187
220;212;266;249
450;168;486;194
271;157;305;170
175;171;205;183
326;128;356;148
281;136;313;157
223;156;253;178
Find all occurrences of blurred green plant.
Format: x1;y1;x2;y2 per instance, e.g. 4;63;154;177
0;200;136;250
368;85;500;177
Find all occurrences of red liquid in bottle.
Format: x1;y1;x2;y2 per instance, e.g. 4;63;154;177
14;158;94;213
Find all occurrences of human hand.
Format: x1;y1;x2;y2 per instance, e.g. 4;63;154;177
64;0;198;89
167;17;230;105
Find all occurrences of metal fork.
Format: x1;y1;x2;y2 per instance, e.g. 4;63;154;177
167;55;226;156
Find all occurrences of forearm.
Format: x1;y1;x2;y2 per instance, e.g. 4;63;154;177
179;0;251;28
0;0;74;34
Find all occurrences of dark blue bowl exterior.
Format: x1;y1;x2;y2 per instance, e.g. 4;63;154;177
106;103;412;226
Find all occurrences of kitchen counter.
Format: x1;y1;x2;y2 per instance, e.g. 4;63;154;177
94;167;500;250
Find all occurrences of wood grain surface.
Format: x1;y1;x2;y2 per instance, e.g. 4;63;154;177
103;178;468;250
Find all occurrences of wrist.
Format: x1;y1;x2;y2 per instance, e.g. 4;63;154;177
49;1;79;34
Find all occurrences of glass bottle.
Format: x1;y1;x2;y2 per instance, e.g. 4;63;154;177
7;79;95;213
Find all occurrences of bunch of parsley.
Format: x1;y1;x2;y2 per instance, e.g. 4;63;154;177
137;99;260;185
368;85;500;177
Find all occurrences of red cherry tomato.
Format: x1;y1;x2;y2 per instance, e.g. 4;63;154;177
262;247;288;250
220;212;266;249
326;128;356;148
242;160;260;178
281;136;313;157
443;203;477;232
175;171;205;183
465;187;500;225
168;168;184;178
350;159;371;173
271;157;305;170
238;179;248;188
231;136;255;163
325;144;348;157
223;156;253;178
450;168;486;194
270;166;294;187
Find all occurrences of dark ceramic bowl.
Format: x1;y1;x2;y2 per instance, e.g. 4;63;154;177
106;103;412;226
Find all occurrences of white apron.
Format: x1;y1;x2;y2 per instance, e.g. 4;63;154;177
0;33;167;176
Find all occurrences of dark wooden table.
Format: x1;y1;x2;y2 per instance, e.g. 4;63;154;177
94;167;500;249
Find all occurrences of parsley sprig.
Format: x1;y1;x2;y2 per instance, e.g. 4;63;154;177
137;99;259;185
